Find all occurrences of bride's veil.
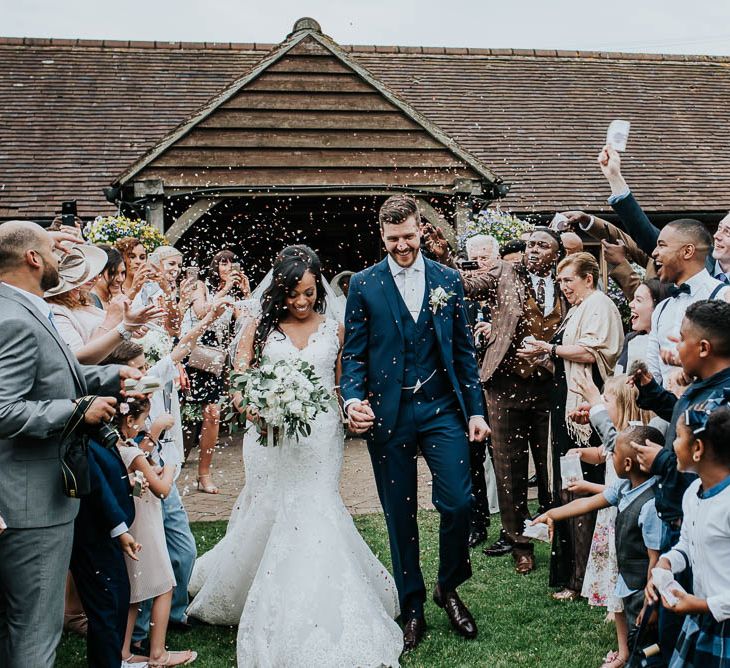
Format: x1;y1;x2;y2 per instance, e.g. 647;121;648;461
229;268;345;359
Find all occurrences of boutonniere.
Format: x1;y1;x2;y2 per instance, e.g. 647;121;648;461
429;287;454;314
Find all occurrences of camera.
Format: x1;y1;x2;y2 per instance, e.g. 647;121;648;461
88;420;123;450
61;200;77;227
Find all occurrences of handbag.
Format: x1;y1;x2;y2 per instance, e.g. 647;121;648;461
188;344;227;377
58;395;97;498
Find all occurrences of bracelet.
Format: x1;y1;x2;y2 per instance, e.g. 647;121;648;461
551;344;558;359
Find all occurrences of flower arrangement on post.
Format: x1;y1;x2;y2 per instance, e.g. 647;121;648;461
226;357;334;447
457;207;534;250
85;215;168;252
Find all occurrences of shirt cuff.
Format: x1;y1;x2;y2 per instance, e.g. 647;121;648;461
607;188;631;205
578;215;595;231
343;398;362;415
110;522;128;539
469;415;485;420
707;594;730;622
589;404;607;418
664;549;688;574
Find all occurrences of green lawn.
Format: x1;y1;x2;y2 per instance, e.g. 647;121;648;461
57;511;614;667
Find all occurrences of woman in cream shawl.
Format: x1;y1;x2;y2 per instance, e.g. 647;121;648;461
518;251;623;600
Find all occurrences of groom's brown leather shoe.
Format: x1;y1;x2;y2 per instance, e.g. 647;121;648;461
433;585;477;639
402;616;426;651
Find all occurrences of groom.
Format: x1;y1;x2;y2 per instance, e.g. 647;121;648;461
342;195;490;650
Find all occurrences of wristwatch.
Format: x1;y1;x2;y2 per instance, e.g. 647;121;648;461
116;323;133;341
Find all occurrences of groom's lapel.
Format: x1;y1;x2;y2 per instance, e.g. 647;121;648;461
376;259;404;340
424;259;444;349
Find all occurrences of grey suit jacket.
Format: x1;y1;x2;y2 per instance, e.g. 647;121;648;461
0;284;121;528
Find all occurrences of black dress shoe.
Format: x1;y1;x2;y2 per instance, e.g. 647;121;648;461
483;536;513;557
468;527;488;548
433;585;477;639
402;616;427;651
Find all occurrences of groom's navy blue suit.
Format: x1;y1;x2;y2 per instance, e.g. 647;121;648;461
342;255;484;620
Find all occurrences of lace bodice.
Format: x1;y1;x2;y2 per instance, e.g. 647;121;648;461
261;318;340;392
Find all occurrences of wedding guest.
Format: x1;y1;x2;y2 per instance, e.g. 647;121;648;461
562;210;653;300
462;234;500;548
104;298;226;651
132;246;192;337
648;398;730;668
465;234;500;267
116;399;197;667
615;278;672;375
519;252;624;598
646;219;727;386
183;250;248;493
425;225;566;571
70;426;141;667
500;239;526;264
596;144;717;277
534;425;664;666
569;374;653;668
46;244;162;364
631;300;730;661
117;237;152;301
561;231;584;256
0;221;140;667
91;245;127;309
712;212;730;284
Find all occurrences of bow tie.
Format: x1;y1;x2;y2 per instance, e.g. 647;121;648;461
669;283;691;298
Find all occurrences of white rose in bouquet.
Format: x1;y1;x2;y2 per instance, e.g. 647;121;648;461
226;356;334;446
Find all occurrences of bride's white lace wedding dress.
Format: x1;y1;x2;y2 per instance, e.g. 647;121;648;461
187;318;403;667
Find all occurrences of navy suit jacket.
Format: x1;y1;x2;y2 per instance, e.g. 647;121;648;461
342;256;484;442
74;440;135;544
612;191;715;273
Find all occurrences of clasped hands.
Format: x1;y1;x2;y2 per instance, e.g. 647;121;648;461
346;400;490;442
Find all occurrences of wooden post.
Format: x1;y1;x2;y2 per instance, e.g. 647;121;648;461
146;198;165;234
454;199;471;238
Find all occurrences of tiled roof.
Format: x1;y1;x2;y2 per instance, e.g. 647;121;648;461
2;35;729;218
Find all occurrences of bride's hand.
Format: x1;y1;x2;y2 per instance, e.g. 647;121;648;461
246;406;267;435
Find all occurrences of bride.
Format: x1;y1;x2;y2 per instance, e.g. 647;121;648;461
186;245;403;667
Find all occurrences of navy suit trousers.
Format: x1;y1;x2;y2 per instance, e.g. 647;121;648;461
368;390;472;621
71;536;130;667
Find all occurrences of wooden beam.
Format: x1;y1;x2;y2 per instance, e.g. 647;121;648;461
140;167;477;188
145;198;165;234
176;129;443;150
221;92;396;112
165;198;222;245
152;148;464;169
199;110;420;131
417;197;457;249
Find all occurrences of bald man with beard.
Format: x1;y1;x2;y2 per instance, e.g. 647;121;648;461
0;221;140;667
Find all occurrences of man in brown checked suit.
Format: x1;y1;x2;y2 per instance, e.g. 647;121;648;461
426;227;566;574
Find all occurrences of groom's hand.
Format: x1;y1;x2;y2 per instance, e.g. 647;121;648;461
469;416;490;442
347;400;375;434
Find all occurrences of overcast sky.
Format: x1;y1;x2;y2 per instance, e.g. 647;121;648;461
2;0;729;55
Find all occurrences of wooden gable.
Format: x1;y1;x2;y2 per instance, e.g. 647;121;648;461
119;32;495;194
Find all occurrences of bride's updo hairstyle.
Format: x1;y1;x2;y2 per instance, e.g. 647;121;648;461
253;245;326;361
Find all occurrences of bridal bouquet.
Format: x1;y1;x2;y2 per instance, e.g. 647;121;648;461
227;357;333;446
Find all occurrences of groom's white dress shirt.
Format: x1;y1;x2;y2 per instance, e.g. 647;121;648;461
387;252;425;322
